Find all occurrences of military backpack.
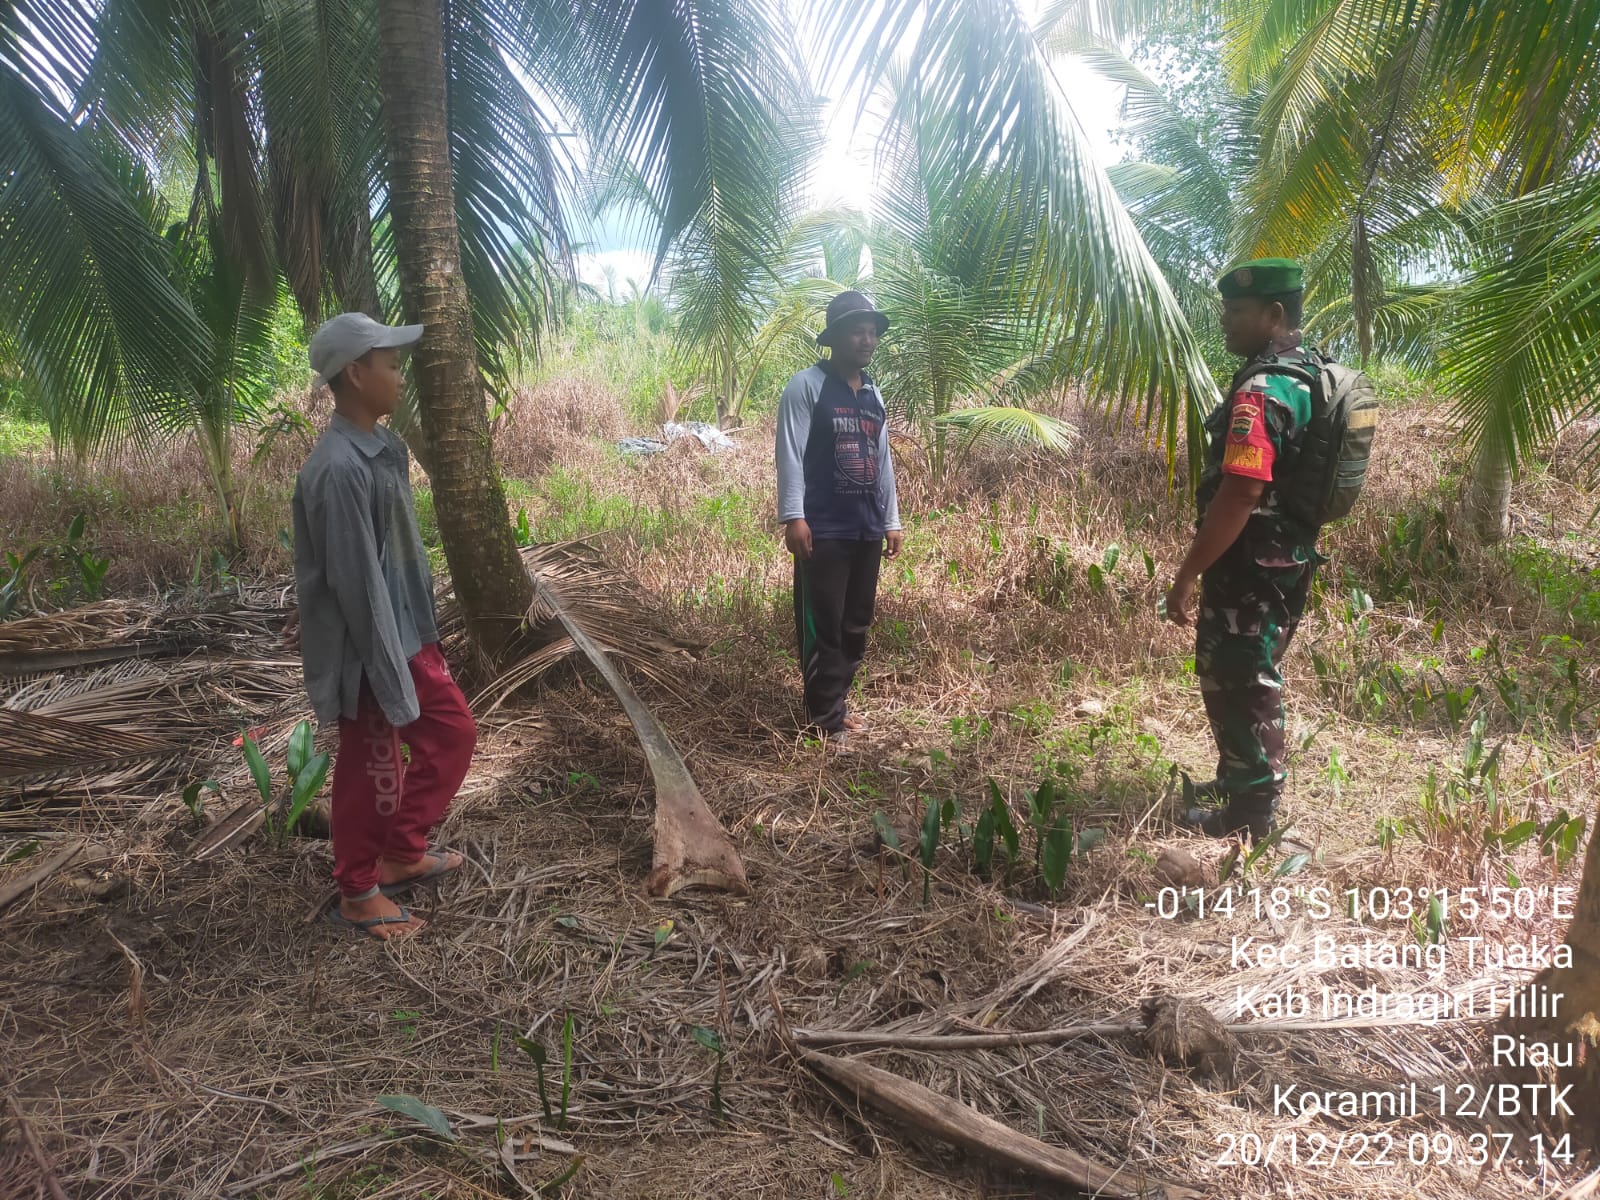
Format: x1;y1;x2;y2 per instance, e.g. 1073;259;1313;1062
1247;349;1380;529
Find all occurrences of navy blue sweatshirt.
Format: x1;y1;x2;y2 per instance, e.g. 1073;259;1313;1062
774;361;902;539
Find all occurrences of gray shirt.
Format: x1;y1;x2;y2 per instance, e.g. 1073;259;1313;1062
292;413;437;728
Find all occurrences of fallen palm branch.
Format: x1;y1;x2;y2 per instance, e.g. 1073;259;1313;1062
0;709;173;779
444;543;692;712
792;1005;1492;1050
0;599;158;658
794;1046;1200;1200
189;794;269;862
793;1020;1141;1049
0;837;90;913
0;640;193;676
502;546;748;898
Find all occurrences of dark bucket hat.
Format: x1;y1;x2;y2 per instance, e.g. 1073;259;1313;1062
816;290;890;347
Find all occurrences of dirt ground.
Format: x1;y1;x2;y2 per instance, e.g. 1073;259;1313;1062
2;386;1598;1199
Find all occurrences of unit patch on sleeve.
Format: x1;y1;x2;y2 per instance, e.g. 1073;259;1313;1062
1222;389;1275;481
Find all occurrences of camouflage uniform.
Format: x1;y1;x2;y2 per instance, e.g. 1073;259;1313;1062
1192;334;1326;824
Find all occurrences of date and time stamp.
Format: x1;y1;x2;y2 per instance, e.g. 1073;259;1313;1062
1142;882;1583;1175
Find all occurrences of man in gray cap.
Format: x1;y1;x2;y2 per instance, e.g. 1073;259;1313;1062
291;313;477;940
775;290;904;751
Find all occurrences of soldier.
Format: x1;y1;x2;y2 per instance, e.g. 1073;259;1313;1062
1164;258;1326;840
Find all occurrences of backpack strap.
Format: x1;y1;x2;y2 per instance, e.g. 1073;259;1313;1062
1229;346;1321;397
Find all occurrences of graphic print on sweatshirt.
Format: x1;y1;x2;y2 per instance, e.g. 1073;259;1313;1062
802;372;888;539
830;402;881;492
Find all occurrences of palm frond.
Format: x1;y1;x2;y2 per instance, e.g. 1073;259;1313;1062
1310;282;1452;372
1046;28;1232;225
566;0;821;414
1437;174;1600;468
0;61;212;456
230;0;385;321
572;0;819;259
67;0;201;172
845;0;1220;462
1426;0;1600;187
935;405;1077;455
445;0;575;382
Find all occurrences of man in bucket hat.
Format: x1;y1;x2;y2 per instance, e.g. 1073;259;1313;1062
290;313;477;939
775;290;904;751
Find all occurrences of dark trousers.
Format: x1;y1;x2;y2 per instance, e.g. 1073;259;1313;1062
793;538;882;732
1194;549;1317;815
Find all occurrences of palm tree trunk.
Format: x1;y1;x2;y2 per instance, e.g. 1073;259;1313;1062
377;0;531;660
198;410;242;553
1498;818;1600;1151
1465;441;1512;542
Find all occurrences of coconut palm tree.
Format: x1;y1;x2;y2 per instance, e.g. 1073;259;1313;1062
1;0;833;652
1072;0;1600;543
0;6;275;549
8;0;1227;645
685;0;1223;473
1090;0;1600;1123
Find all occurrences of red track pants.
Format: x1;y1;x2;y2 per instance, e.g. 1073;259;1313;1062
331;643;477;898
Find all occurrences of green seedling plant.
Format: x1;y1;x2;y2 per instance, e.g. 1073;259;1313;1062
1323;747;1350;804
918;796;941;905
692;1025;726;1120
513;1033;555;1125
60;514;109;600
2;515;109;618
1218;827;1288;885
972;779;1021;882
943;797;964;851
514;1016;576;1130
515;1016;578;1129
1041;812;1072;896
1376;815;1407;860
241;720;331;846
181;778;220;821
1411;893;1448;947
1537;811;1587;873
870;810;909;882
390;1009;421;1043
1408;712;1550;867
1027;779;1064;874
1;544;43;619
560;1013;575;1128
1086;542;1121;592
969;777;1091;897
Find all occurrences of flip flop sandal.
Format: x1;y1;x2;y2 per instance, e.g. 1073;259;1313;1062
326;904;416;940
378;850;459;897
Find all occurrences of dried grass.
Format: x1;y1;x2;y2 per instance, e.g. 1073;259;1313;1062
493;381;630;480
1;388;1596;1198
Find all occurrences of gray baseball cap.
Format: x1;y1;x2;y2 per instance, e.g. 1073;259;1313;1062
309;312;424;387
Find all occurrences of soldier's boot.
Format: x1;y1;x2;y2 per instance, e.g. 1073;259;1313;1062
1182;804;1276;841
1179;771;1229;809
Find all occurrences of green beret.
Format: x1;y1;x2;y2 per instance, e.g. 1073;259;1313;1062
1218;257;1302;299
